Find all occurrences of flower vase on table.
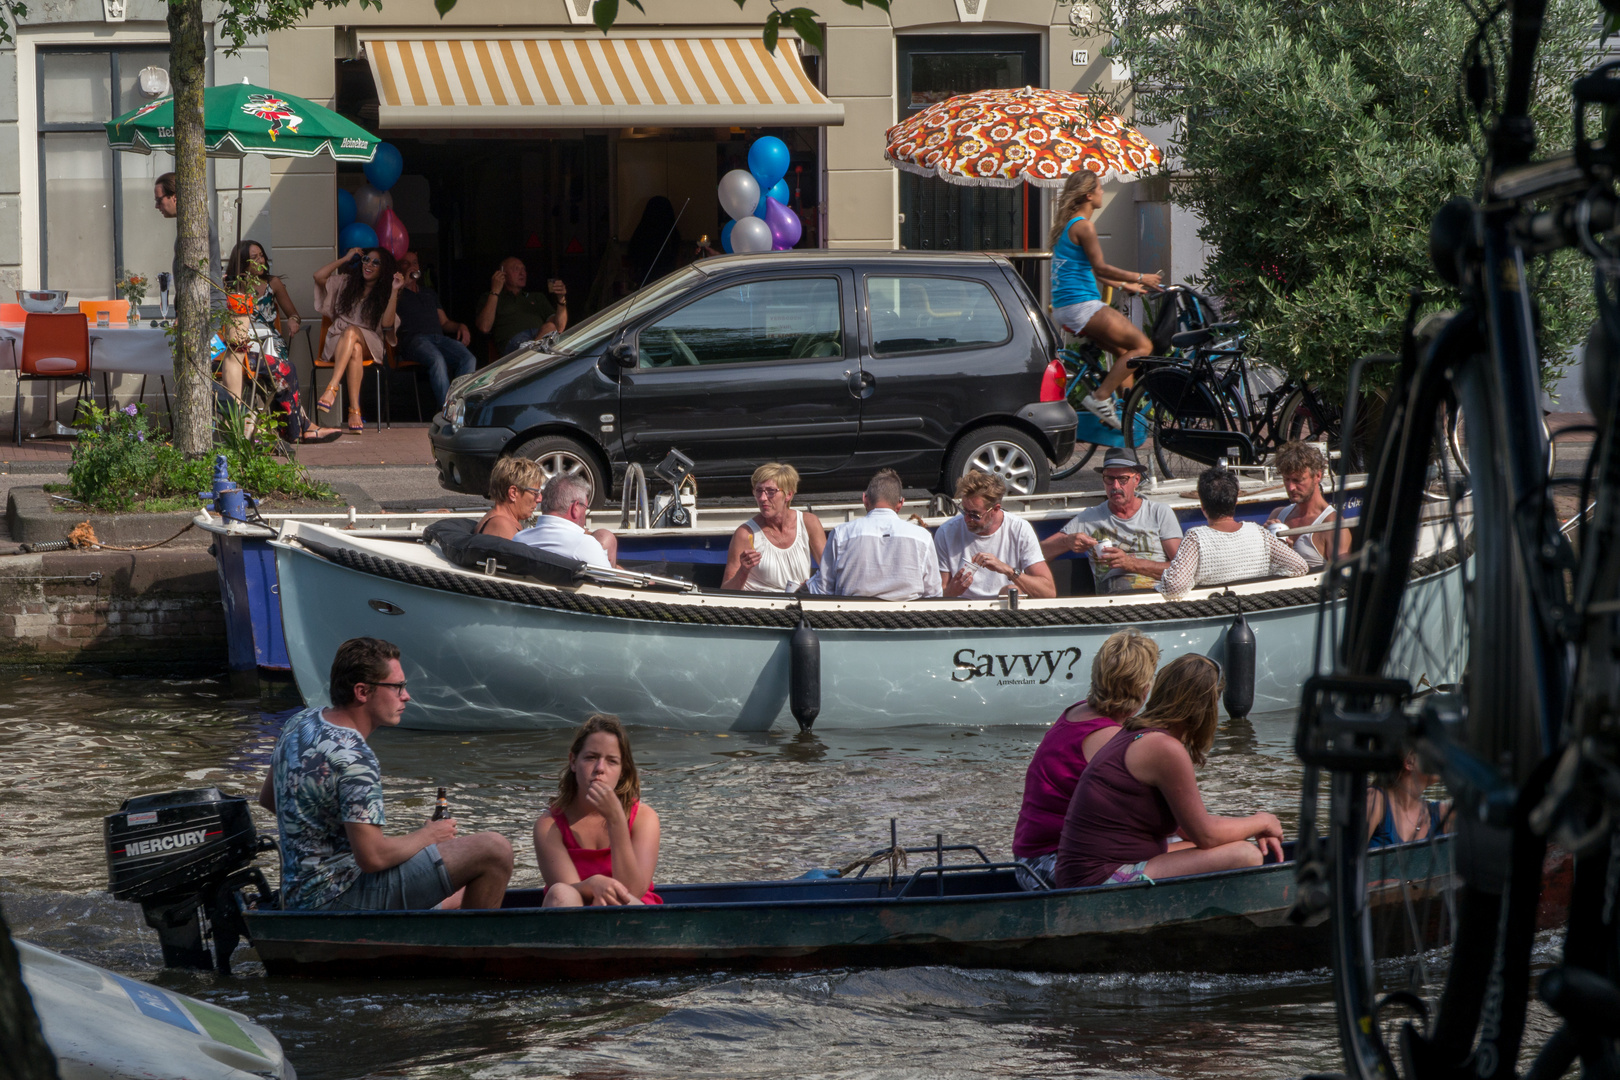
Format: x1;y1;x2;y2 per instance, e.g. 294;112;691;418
116;270;147;327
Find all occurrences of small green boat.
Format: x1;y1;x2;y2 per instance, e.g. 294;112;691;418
236;838;1460;981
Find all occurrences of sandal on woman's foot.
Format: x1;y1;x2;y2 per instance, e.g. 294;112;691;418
315;394;337;414
346;409;365;433
299;427;343;444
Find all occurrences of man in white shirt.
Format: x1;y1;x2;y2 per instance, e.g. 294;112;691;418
514;474;616;569
936;470;1055;599
808;469;942;601
1039;448;1182;593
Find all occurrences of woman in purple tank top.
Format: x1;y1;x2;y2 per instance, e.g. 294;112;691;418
1053;655;1285;889
1011;629;1159;890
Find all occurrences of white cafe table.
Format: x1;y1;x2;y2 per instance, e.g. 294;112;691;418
0;321;175;376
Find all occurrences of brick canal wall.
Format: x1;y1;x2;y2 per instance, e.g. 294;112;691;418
0;550;225;669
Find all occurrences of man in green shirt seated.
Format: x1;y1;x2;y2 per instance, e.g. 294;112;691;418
474;256;569;354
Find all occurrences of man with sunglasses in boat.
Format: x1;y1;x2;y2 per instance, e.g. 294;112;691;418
1040;448;1182;594
258;637;513;911
936;470;1056;599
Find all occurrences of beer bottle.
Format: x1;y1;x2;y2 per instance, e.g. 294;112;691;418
432;787;448;821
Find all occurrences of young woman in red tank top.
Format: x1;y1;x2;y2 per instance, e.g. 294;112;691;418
534;714;662;906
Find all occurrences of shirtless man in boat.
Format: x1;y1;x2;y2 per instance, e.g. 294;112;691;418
258;637;513;911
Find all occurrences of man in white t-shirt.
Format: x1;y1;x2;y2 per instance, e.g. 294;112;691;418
1039;448;1182;594
936;470;1055;599
514;474;614;569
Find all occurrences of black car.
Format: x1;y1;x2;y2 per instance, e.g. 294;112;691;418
430;251;1076;501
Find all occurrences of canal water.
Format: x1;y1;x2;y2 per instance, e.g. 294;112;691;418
3;671;1352;1078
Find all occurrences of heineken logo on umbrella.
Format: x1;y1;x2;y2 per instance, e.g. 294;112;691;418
242;94;302;141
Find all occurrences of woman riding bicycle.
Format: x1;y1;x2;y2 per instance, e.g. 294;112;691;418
1049;170;1163;430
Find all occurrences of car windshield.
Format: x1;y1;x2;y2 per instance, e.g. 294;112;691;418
551;267;705;356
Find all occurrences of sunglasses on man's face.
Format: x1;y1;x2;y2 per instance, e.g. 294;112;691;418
961;504;1002;522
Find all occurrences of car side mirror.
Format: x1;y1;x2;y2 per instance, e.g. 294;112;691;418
607;341;637;368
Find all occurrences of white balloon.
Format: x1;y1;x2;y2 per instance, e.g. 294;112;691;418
729;216;774;254
717;170;762;222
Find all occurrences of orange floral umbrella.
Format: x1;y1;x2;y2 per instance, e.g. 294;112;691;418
884;86;1162;188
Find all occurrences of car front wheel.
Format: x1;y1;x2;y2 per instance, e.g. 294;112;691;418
944;426;1051;496
511;434;610;507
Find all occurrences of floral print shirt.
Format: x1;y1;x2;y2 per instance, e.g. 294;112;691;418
270;706;386;910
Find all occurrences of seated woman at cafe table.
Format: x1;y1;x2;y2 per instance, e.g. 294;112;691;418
721;462;827;592
1011;627;1159;890
1263;441;1349;570
219;239;341;443
534;714;662;907
1157;466;1310;601
313;246;404;433
1053;654;1285;888
476;456;545;540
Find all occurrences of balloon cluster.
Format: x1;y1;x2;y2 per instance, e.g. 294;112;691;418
717;136;801;254
337;143;409;258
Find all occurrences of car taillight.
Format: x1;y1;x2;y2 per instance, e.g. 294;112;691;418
1039;358;1067;402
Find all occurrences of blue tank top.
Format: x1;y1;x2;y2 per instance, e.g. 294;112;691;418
1051;214;1102;308
1367;794;1443;848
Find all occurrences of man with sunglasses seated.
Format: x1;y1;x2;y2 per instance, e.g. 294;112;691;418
514;473;618;568
936;469;1055;599
257;637;513;911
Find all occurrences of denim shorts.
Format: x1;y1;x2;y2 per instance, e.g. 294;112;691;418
320;844;453;911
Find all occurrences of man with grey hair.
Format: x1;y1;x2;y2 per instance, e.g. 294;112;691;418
513;473;617;568
808;469;942;601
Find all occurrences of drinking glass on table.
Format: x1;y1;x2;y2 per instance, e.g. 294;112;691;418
95;310;110;328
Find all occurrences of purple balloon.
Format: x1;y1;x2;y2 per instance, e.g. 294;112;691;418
764;197;802;250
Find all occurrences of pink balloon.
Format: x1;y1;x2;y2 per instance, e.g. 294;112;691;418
375;208;409;260
764;197;802;250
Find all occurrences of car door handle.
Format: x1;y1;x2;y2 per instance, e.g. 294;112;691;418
847;369;875;399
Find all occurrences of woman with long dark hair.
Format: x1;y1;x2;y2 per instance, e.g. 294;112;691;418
1054;654;1284;888
312;246;403;432
221;240;340;442
1049;170;1163;430
533;714;662;907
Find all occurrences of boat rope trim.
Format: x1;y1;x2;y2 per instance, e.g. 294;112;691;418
296;539;1466;631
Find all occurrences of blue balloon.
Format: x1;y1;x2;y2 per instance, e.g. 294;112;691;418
720;220;735;254
747;136;790;189
336;188;357;229
753;180;790;219
338;222;378;252
363;142;404;191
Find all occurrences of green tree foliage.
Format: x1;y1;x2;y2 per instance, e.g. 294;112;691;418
1094;0;1596;390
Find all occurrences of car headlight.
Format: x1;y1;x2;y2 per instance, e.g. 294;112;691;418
446;398;466;432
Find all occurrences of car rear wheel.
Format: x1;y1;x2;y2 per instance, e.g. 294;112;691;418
511;434;610;507
945;426;1051;496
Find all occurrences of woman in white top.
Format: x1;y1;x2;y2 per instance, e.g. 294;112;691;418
1263;441;1349;569
722;462;828;593
1158;467;1310;600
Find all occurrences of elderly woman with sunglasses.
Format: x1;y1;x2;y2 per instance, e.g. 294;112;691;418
313;246;404;432
477;456;546;539
1054;654;1285;888
722;463;827;592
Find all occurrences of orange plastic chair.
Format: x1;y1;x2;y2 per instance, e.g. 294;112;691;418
383;342;427;424
0;303;28;324
312;316;382;432
14;313;93;445
78;299;130;325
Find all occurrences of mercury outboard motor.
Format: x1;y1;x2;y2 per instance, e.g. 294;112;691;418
104;787;274;974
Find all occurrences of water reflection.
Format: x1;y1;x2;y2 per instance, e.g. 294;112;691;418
0;673;1347;1079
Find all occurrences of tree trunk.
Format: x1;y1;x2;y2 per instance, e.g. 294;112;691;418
168;0;213;456
0;899;60;1080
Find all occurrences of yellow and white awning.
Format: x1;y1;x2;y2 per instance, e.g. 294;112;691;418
360;34;844;128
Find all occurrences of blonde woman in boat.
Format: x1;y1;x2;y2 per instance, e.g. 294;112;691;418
534;714;662;907
477;456;544;540
721;462;828;592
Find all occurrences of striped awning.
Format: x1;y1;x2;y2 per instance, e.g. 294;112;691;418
360;34;844;128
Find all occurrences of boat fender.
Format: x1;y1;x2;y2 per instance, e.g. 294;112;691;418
790;617;820;732
1222;611;1256;720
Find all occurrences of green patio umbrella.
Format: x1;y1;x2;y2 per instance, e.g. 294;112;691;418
106;78;380;243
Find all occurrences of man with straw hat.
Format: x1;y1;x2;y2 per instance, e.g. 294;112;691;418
1039;448;1182;594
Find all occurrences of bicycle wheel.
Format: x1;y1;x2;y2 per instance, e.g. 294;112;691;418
1053;348;1107;480
1312;311;1560;1080
1051;438;1100;480
1121;369;1236;479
